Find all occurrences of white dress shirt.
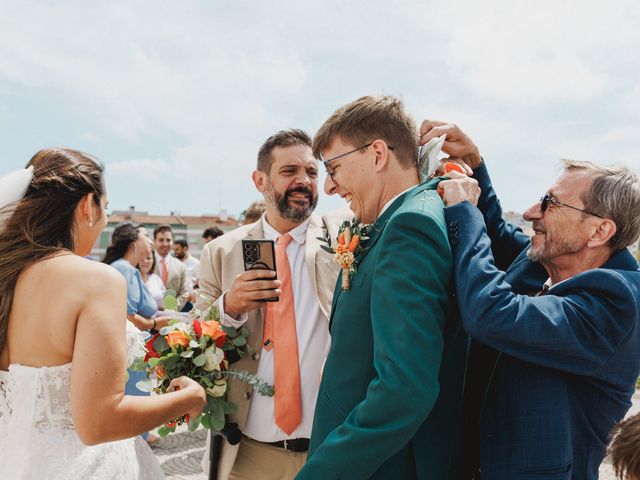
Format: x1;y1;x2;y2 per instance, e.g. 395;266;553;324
217;217;330;441
183;254;201;293
144;273;166;310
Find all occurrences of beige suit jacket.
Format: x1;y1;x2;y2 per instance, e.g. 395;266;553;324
154;255;188;308
199;210;350;479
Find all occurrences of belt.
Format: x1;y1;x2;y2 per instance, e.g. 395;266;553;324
244;434;310;452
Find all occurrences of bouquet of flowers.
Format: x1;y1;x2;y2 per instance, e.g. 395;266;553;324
132;293;274;438
318;219;369;291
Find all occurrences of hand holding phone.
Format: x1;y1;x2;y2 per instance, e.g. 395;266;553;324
242;240;279;302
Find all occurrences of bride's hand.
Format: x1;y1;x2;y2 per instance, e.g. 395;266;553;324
168;376;207;418
154;316;173;330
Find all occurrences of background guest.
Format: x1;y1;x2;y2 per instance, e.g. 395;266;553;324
240;200;266;224
173;238;200;296
153;224;189;310
102;221;173;443
138;250;165;311
202;226;224;243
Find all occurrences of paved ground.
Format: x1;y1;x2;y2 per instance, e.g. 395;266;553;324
151;392;640;479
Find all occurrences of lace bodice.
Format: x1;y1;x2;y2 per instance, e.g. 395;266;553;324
0;322;163;479
0;363;73;431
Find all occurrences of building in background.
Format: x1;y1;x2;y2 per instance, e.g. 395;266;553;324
91;206;239;260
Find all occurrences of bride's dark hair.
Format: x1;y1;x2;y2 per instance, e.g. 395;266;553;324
0;148;105;353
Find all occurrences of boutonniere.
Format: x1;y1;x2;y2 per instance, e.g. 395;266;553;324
318;219;370;291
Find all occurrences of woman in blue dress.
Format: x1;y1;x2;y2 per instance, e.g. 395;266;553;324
103;222;172;441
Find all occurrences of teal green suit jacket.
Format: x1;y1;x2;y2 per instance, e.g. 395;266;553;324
296;181;467;480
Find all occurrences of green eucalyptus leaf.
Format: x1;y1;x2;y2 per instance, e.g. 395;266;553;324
148;357;161;368
211;408;225;431
188;415;202;432
164;356;179;369
193;353;206;367
157;425;173;437
240;327;249;338
153;335;169;352
164;296;178;311
201;376;213;387
200;413;212;429
223;402;238;414
129;359;147;371
232;336;247;347
221;325;236;336
180;350;195;358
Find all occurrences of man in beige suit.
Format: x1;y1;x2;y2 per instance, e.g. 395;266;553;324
153;224;189;310
199;129;348;480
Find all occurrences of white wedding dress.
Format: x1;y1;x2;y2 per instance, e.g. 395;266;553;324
0;323;165;480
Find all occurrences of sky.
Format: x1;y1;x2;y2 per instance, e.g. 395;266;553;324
0;0;638;218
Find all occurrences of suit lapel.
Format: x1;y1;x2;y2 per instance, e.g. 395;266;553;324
356;182;433;264
244;218;265;240
329;183;436;330
305;214;325;316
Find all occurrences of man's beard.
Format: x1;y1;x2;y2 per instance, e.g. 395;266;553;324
526;238;580;263
266;183;317;222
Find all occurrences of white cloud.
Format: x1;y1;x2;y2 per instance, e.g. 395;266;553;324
0;0;638;216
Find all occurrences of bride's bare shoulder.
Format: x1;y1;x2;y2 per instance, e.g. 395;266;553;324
37;254;125;290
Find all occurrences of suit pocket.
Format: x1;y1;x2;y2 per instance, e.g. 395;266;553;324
518;463;571;479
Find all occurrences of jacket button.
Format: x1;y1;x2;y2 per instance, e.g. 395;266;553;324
243;391;252;400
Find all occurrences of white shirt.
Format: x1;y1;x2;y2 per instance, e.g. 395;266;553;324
144;273;166;310
183;254;201;293
217;217;330;441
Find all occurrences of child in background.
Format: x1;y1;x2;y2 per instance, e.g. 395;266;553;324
609;413;640;480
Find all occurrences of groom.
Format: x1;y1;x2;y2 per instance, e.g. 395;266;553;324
295;96;467;479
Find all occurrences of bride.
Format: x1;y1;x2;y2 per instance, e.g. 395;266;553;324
0;148;206;479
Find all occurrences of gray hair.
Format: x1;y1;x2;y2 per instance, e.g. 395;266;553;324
563;159;640;252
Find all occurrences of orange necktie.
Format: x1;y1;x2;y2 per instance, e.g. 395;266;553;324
262;234;302;435
161;258;168;286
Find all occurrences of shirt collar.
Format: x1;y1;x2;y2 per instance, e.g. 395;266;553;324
544;276;570;290
261;216;309;245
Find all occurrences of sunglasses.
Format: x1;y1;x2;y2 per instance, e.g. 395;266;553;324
539;193;603;218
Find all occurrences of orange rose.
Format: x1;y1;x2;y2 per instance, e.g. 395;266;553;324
166;330;190;348
201;320;227;348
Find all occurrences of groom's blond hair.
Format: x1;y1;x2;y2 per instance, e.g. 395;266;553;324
313;95;418;169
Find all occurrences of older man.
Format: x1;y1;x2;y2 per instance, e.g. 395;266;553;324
423;120;640;479
296;96;467;480
199;129;349;479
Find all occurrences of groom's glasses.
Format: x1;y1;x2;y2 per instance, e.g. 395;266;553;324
539;193;603;218
319;142;394;179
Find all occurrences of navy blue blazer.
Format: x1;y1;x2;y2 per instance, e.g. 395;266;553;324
445;163;640;480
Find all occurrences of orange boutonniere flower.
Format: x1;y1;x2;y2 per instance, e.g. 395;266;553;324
318;219;370;291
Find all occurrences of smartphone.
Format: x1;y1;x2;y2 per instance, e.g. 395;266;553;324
241;239;278;302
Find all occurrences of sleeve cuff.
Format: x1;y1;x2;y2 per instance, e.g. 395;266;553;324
218;292;248;328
